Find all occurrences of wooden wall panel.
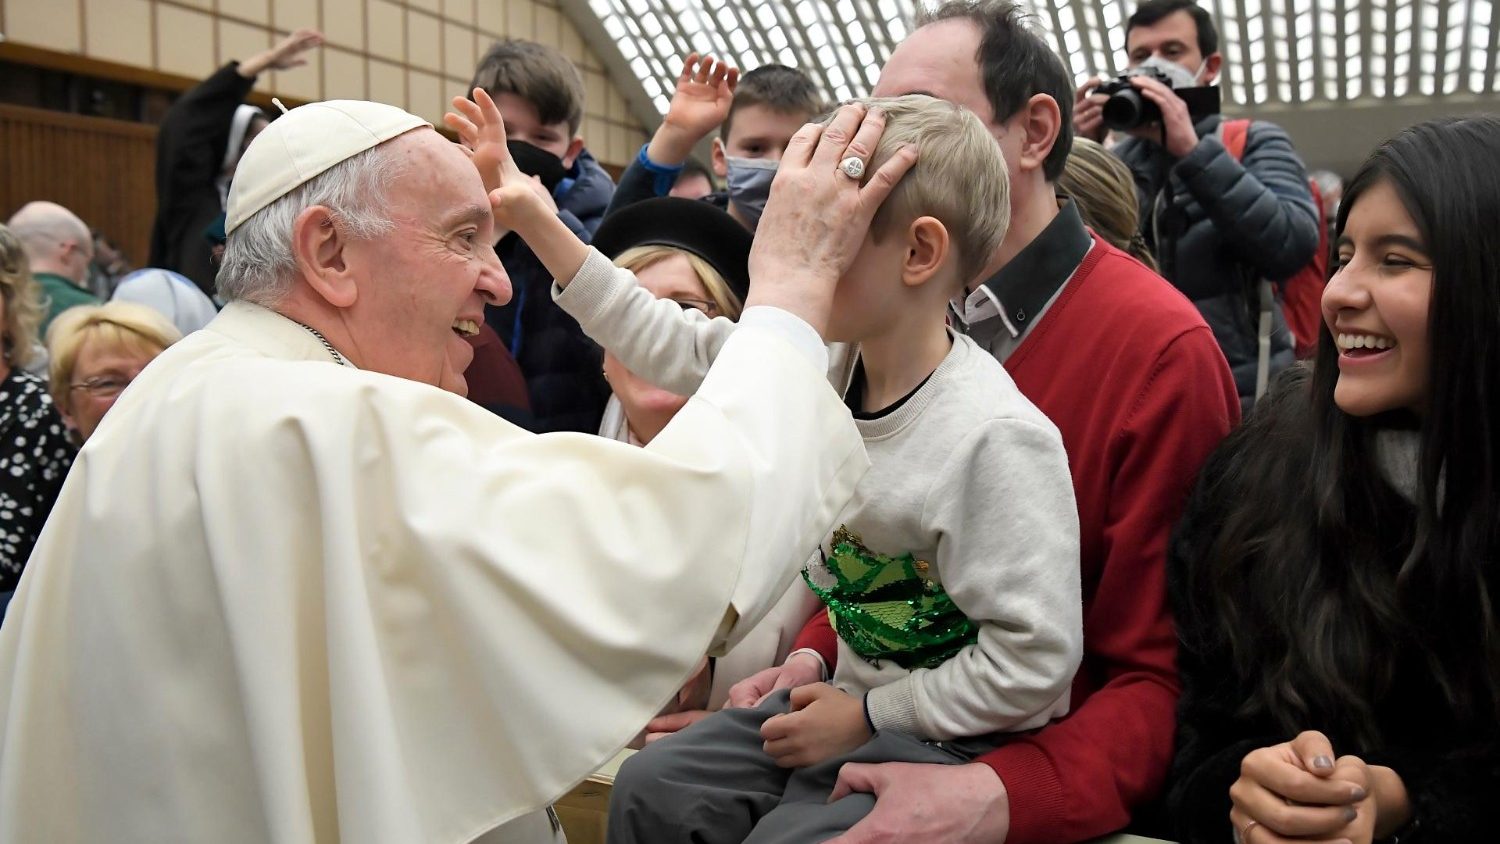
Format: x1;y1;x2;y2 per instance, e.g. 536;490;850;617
0;105;159;267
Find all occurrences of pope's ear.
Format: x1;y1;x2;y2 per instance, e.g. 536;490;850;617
291;206;359;308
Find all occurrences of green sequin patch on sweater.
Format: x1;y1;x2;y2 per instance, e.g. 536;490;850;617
801;525;978;670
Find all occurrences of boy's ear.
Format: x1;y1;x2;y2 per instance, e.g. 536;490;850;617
711;137;728;178
902;216;950;288
292;205;359;309
561;136;585;169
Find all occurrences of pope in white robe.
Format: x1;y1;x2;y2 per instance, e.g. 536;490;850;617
0;98;900;842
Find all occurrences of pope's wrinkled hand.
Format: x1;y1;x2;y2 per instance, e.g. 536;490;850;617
726;650;824;708
745;103;917;339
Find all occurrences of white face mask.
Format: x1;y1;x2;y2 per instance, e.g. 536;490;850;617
1138;54;1207;89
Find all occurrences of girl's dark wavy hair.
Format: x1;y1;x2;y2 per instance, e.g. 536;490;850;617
1178;115;1500;747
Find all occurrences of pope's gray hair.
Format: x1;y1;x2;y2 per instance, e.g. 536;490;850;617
217;143;403;306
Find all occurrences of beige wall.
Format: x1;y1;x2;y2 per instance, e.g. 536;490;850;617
0;0;648;166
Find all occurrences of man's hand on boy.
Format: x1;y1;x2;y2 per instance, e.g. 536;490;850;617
760;683;871;768
648;52;739;165
446;88;549;232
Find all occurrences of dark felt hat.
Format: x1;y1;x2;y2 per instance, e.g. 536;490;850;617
591;197;753;304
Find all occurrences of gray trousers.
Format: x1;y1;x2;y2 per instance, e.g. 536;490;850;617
606;689;989;844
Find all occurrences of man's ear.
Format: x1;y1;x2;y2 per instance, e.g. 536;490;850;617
901;216;950;288
711;137;728;178
292;206;359;309
1201;53;1223;85
561;136;585;169
1014;93;1063;177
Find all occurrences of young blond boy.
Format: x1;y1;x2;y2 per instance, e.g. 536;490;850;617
607;55;823;230
451;91;1083;843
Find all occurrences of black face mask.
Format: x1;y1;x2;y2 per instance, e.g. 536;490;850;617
507;140;568;192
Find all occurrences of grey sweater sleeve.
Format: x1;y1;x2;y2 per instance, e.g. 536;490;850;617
1172;121;1320;280
552;248;737;397
864;418;1084;741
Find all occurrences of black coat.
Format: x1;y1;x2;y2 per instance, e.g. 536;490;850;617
1166;384;1496;842
148;63;255;296
1114;115;1320;410
486;149;616;433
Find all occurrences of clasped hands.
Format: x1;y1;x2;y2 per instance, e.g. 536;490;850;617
1230;731;1410;844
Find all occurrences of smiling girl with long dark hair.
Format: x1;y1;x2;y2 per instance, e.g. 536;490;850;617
1168;115;1500;844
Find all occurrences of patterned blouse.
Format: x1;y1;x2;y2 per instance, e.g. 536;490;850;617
0;369;74;591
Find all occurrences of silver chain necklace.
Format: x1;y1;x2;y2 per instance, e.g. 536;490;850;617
295;322;345;366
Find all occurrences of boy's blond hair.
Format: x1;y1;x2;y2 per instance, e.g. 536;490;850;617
844;95;1011;287
613;245;744;320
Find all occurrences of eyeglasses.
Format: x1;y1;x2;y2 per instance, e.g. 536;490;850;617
69;375;133;398
673;298;720;317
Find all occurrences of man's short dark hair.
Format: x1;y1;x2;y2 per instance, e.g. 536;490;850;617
722;65;824;140
919;1;1074;182
1126;0;1219;58
471;39;586;135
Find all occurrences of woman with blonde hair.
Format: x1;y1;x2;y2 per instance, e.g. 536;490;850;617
47;301;182;444
589;198;749;448
1060;137;1160;272
0;225;74;617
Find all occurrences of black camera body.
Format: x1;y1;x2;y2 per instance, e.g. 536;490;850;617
1096;67;1221;131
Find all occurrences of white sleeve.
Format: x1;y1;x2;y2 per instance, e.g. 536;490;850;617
553;248;827;392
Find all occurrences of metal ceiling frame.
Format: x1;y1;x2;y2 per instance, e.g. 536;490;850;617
563;0;1500;133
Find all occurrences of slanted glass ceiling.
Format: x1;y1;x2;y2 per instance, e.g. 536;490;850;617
585;0;1498;113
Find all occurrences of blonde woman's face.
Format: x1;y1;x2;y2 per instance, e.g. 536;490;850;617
62;335;165;441
605;253;714;443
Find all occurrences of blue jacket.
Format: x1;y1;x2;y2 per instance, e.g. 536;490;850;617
485;149;616;433
1113;114;1319;409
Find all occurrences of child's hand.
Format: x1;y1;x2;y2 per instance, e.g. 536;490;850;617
663;53;738;140
446;88;549;233
760;682;871;768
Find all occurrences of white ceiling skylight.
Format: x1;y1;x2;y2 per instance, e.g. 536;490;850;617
586;0;1497;115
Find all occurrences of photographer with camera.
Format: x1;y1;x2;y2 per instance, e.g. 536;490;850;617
1076;0;1319;411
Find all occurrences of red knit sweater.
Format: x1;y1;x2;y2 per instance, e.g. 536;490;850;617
794;235;1239;842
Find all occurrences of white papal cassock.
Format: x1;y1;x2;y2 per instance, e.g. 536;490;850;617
0;301;867;842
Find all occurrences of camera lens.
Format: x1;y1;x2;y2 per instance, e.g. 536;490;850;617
1102;89;1148;130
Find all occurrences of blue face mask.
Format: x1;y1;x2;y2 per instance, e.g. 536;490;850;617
724;157;778;230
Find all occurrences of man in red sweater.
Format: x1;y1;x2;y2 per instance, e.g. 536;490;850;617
742;2;1240;841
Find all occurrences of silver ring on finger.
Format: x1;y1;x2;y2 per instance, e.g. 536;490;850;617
839;156;866;180
1236;819;1260;844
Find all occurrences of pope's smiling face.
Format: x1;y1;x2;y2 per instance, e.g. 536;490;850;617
338;130;512;396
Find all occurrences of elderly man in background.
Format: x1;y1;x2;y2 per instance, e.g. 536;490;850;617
6;201;103;334
0;97;903;842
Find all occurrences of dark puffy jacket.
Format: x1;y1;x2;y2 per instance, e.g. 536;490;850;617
1114;114;1319;409
485;149;615;433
